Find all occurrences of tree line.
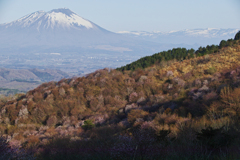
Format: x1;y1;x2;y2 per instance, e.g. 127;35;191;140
117;31;240;71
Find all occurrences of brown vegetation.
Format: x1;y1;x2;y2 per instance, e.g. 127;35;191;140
0;39;240;159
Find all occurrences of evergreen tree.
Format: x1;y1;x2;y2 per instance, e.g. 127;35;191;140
234;31;240;40
219;40;227;48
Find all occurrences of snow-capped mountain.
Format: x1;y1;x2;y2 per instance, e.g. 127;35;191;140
0;8;124;52
2;8;102;31
118;28;240;46
0;8;182;57
0;8;176;74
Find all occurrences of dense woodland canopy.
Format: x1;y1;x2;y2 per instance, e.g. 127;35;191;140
0;31;240;159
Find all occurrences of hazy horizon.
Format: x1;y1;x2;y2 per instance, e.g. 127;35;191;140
0;0;239;32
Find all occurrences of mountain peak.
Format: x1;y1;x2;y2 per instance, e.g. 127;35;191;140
49;8;75;17
43;8;93;29
1;8;94;30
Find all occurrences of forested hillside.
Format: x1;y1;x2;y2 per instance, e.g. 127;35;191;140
117;31;240;71
0;31;240;159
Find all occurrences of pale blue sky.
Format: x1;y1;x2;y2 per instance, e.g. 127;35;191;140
0;0;239;32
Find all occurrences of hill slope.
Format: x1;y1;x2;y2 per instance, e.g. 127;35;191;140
0;68;71;95
0;32;240;159
117;31;240;71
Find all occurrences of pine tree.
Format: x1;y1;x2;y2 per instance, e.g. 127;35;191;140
234;31;240;40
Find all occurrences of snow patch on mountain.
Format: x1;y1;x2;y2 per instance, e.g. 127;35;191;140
1;8;93;30
117;28;240;46
117;28;240;38
43;11;93;29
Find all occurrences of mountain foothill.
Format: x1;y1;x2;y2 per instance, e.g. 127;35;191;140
0;28;240;159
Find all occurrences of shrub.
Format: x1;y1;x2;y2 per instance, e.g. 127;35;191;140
127;109;149;124
203;91;218;102
46;115;58;127
33;92;43;102
164;108;172;115
220;87;240;117
206;67;217;75
129;92;138;103
89;98;99;111
82;120;95;130
24;135;40;149
206;101;225;120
